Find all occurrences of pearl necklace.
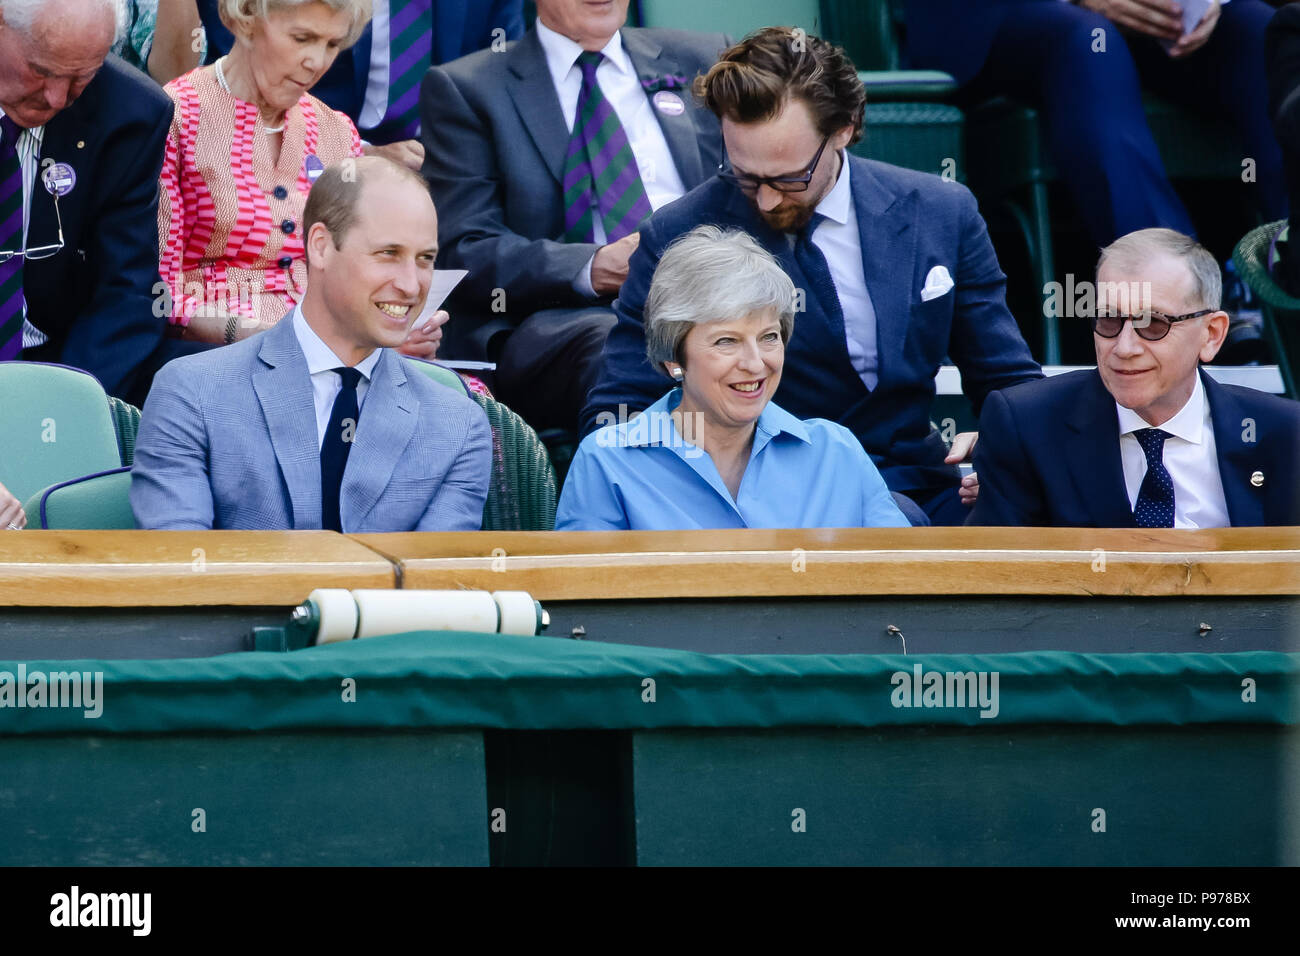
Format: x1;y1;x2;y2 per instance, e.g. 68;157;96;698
215;57;286;133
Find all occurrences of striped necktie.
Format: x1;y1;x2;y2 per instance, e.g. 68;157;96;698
1132;427;1175;528
381;0;433;141
562;51;652;244
0;116;24;361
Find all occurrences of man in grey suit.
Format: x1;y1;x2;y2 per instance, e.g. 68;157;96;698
420;0;728;431
131;157;492;532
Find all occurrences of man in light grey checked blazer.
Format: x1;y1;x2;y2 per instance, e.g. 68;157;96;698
131;157;492;532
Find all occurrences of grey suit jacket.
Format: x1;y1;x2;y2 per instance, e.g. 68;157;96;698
130;316;493;531
420;26;729;357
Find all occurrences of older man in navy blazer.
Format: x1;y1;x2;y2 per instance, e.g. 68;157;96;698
583;28;1042;525
1;0;173;406
969;228;1300;528
131;157;491;532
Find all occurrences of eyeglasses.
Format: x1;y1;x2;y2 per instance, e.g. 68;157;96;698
0;193;65;265
1091;309;1213;342
717;134;831;193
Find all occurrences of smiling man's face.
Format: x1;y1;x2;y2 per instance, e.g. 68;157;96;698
1094;252;1228;426
535;0;629;50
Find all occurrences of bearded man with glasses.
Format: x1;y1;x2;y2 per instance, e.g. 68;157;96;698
582;27;1043;526
969;228;1300;528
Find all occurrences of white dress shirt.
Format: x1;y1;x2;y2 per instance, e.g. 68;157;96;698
811;152;878;391
358;1;392;132
292;304;382;449
535;20;687;296
1115;373;1230;529
0;106;49;349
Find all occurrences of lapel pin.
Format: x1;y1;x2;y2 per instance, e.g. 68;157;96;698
42;162;76;196
304;154;324;184
1250;471;1264;487
76;140;85;149
652;91;685;116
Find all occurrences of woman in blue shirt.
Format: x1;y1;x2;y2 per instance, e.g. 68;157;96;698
556;226;909;530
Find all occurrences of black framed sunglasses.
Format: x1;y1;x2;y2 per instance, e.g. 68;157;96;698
0;193;65;265
1091;309;1213;342
717;134;831;193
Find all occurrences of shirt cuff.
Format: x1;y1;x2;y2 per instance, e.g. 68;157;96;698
573;253;598;299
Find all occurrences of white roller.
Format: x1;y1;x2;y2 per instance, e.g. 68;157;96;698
351;589;501;639
309;588;359;645
493;591;539;636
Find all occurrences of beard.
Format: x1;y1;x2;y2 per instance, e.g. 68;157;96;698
753;195;818;234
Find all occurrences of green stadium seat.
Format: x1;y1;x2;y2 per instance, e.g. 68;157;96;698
635;0;822;37
26;467;136;530
405;359;559;531
107;394;142;467
0;362;124;504
1232;221;1300;399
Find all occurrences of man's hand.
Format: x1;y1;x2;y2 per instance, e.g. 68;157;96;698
363;139;425;172
0;482;27;530
399;309;449;359
590;232;640;297
1080;0;1183;41
944;431;980;507
1168;1;1220;58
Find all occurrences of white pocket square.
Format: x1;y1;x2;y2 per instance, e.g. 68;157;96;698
920;265;955;302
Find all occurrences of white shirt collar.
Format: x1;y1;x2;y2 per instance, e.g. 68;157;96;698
1115;372;1207;445
535;18;632;91
292;304;382;381
814;150;852;226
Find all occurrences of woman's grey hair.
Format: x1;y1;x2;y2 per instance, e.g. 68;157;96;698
1097;227;1222;311
645;225;796;372
219;0;373;49
0;0;123;42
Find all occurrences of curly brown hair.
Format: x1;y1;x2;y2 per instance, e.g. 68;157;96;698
694;26;866;145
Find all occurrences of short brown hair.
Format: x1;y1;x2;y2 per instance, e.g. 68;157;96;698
695;27;866;145
302;156;431;264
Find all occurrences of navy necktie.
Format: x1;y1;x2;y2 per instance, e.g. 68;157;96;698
1132;427;1175;528
320;366;362;532
792;214;845;333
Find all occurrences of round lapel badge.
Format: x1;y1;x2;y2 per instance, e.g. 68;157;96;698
652;91;685;116
304;154;325;184
41;162;76;197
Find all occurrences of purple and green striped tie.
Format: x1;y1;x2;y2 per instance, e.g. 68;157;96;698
0;116;24;361
562;51;652;244
381;0;433;141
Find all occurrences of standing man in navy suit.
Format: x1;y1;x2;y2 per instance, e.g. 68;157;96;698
903;0;1286;247
969;228;1300;527
419;0;728;432
0;0;173;406
583;28;1043;525
197;0;524;167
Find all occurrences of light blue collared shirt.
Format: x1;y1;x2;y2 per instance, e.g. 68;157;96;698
556;389;909;530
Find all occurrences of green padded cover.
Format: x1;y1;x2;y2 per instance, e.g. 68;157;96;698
107;396;141;466
25;468;136;530
0;364;123;502
636;0;821;37
1;634;1293;734
469;391;558;531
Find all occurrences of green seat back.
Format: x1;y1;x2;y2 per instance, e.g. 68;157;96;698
25;467;136;530
822;0;899;70
404;359;558;530
1232;220;1299;398
0;363;123;502
636;0;822;37
107;395;142;466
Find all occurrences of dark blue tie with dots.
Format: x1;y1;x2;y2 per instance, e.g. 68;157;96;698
1133;427;1175;528
320;366;362;532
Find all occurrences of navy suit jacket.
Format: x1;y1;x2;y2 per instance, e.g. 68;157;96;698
421;26;728;358
903;0;1040;84
968;369;1300;527
197;0;524;143
21;55;173;407
582;155;1043;497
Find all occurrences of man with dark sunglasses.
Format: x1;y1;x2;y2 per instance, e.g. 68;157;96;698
969;228;1300;528
582;27;1043;525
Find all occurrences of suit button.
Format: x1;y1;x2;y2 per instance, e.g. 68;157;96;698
277;256;293;269
273;185;289;200
1251;471;1265;487
281;219;295;235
